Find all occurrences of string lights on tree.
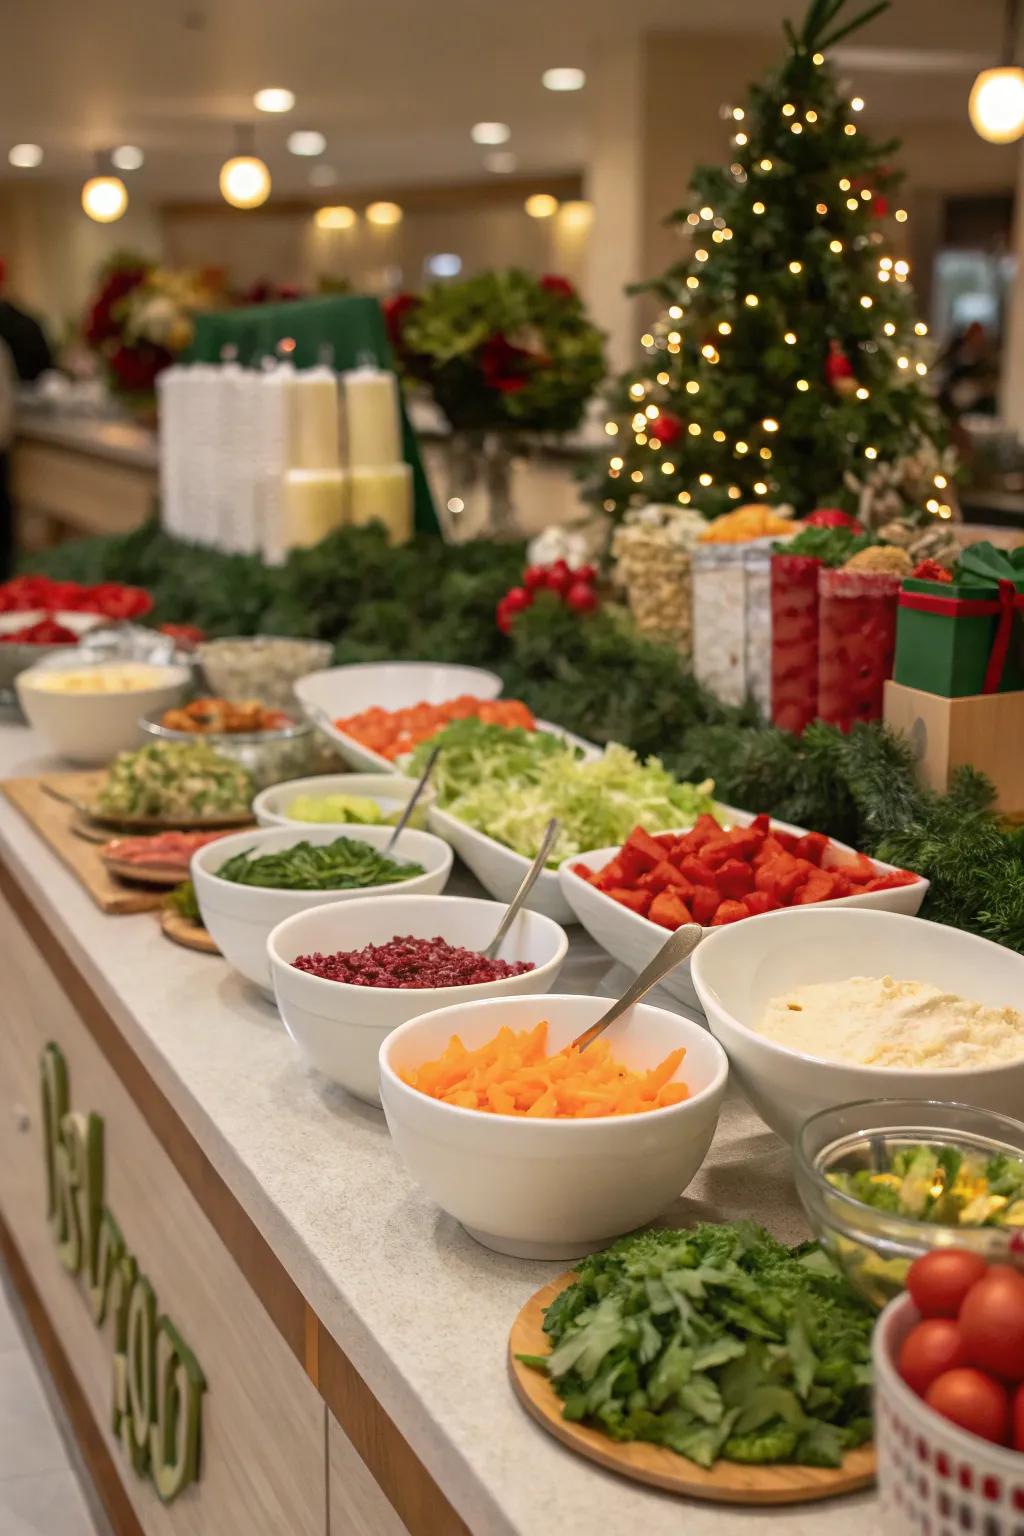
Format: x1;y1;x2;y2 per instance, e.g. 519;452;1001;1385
591;0;949;523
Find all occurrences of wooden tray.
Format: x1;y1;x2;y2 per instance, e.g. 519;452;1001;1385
508;1274;875;1507
2;776;164;915
160;909;220;955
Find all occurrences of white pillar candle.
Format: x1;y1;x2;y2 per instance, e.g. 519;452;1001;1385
258;366;295;565
349;464;413;545
280;468;347;552
156;365;186;540
342;367;402;470
287;366;341;470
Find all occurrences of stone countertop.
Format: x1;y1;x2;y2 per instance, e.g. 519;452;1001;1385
0;717;873;1535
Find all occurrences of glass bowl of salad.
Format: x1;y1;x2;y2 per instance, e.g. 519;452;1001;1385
795;1099;1024;1309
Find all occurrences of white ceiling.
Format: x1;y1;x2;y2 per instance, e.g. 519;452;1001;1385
0;0;1011;199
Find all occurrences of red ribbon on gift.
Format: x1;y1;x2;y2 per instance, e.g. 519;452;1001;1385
899;578;1024;693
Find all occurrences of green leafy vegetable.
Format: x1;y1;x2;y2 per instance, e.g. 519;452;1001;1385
164;879;201;924
215;837;424;891
520;1223;873;1470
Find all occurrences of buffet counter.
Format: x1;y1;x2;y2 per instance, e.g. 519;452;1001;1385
11;414;159;547
0;718;872;1536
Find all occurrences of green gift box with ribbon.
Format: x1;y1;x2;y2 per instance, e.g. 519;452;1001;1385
893;543;1024;698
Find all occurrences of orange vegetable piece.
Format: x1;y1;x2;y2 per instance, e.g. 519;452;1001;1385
336;694;536;759
399;1021;688;1118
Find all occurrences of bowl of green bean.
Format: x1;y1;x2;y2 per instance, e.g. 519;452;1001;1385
191;824;453;995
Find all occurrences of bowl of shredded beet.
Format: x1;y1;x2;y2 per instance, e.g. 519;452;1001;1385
268;894;569;1105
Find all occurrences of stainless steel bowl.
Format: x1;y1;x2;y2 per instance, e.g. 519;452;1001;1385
795;1098;1024;1309
138;713;320;790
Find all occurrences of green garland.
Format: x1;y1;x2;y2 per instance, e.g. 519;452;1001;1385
25;523;1024;951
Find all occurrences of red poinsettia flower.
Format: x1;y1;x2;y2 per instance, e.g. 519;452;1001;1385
479;332;536;393
539;274;575;300
651;409;683;446
109;342;172;394
382;292;420;350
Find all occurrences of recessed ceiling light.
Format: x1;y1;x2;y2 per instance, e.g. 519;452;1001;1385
111;145;144;171
315;205;356;229
253;87;295;113
81;174;128;222
524;192;558;218
366;201;402;226
470;122;510;145
542;67;585;92
484;150;517;173
287;130;326;157
308;163;338;187
8;143;43;168
426;253;462;277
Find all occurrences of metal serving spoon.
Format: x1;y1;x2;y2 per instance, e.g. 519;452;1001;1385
571;924;704;1053
482;817;561;960
385;743;442;854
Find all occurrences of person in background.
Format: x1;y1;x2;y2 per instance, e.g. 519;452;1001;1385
0;259;53;382
0;337;16;577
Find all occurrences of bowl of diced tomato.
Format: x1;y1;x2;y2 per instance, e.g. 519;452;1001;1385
559;809;927;1011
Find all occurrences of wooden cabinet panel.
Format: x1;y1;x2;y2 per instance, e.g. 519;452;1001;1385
11;441;155;537
0;889;327;1536
329;1410;409;1536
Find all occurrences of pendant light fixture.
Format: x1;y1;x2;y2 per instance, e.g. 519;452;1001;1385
969;0;1024;143
81;150;128;223
219;123;271;209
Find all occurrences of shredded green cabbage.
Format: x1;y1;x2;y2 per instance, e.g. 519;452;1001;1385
413;720;717;865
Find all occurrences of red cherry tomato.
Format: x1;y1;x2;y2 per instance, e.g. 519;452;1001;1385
898;1319;969;1397
906;1249;988;1319
544;561;573;596
571;563;598;585
924;1368;1010;1446
958;1265;1024;1381
502;586;533;615
522;564;548;590
565;581;599;615
1014;1381;1024;1452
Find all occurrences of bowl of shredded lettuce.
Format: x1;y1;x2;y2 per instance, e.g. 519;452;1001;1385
412;720;717;922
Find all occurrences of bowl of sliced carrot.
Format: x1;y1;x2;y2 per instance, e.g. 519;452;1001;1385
379;993;729;1259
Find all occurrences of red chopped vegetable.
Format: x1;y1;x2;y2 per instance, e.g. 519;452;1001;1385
578;821;921;933
292;935;536;988
0;618;79;645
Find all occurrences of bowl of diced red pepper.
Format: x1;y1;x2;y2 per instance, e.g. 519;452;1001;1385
559;811;928;1011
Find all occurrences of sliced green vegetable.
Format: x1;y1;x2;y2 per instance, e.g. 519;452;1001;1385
214;837;424;891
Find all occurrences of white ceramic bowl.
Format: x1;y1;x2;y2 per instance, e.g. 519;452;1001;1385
690;906;1024;1145
15;658;191;765
560;809;929;1010
269;894;568;1106
380;992;729;1259
253;772;436;829
294;662;503;772
192;824;453;996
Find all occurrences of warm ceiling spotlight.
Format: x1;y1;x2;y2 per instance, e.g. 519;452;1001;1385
111;144;144;170
81;164;128;223
8;143;43;168
314;205;356;230
287;131;326;157
524;193;558;218
559;199;593;228
542;67;586;91
219;124;270;208
253;87;295;113
471;122;511;144
970;64;1024;141
366;200;403;226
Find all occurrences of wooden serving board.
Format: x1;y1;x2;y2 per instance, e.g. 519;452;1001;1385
100;854;190;887
160;908;220;955
508;1274;875;1507
2;775;164;915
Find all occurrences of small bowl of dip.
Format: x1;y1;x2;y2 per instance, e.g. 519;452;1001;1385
795;1098;1024;1308
16;658;191;765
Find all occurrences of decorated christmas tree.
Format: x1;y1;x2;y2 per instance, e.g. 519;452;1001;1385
593;0;953;528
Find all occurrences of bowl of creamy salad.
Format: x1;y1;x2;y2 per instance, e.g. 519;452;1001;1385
690;906;1024;1144
16;658;191;765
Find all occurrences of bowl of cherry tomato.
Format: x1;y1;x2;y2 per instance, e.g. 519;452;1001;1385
874;1250;1024;1531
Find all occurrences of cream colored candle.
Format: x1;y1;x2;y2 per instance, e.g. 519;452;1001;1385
342;367;402;469
287;366;341;470
349;464;413;544
280;468;346;551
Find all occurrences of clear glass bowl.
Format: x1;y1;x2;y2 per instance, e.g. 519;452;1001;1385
196;636;333;712
795;1099;1024;1309
139;714;319;791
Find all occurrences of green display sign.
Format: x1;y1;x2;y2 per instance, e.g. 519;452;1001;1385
40;1043;205;1502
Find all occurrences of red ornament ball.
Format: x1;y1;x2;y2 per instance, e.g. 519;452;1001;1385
565;581;599;614
652;410;683;447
